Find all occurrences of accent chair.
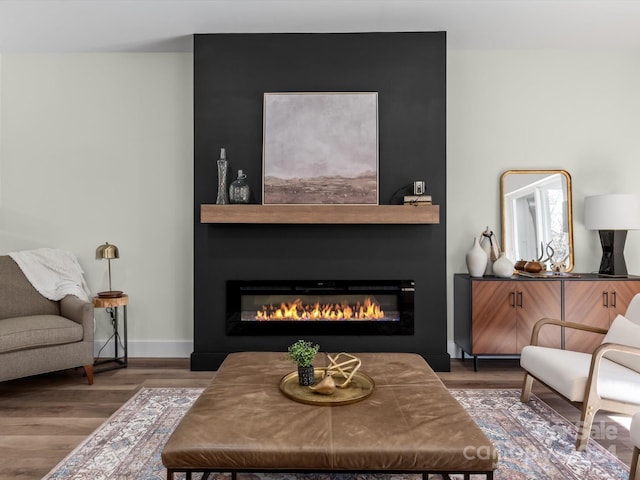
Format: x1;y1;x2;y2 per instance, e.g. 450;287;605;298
520;293;640;450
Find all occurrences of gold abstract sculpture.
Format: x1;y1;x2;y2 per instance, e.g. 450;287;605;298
309;353;362;395
308;374;336;395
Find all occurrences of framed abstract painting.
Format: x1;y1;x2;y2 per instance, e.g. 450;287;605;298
262;92;379;205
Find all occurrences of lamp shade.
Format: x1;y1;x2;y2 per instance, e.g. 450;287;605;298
584;194;640;230
96;242;119;260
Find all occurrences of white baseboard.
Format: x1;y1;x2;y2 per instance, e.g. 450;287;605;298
94;340;193;358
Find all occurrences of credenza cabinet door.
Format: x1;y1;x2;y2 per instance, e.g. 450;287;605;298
515;280;562;351
471;281;517;354
564;280;640;353
608;280;640;318
468;279;561;354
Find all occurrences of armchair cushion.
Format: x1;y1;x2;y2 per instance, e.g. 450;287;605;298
520;345;640;404
0;315;83;354
602;314;640;373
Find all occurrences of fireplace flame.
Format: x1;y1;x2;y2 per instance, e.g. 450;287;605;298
255;297;385;321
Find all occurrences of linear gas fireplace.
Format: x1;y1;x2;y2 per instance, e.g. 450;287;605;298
227;280;414;336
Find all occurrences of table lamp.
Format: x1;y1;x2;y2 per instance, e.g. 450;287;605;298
584;194;640;277
95;242;122;297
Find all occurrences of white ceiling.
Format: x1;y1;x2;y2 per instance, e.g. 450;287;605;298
1;0;640;53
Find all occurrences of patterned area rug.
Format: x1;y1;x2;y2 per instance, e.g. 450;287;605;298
42;388;629;480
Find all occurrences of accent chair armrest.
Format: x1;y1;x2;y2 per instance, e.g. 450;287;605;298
60;295;94;342
529;317;609;346
590;342;640;373
583;341;640;415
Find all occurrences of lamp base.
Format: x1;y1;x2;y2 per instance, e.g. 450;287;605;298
97;290;124;298
598;230;628;277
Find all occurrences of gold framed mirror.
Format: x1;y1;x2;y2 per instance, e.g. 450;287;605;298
500;170;574;272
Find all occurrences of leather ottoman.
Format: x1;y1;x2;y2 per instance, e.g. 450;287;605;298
162;352;497;479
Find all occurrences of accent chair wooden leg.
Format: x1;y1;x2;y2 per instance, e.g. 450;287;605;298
520;373;533;402
575;402;596;451
631;446;640;480
83;364;94;385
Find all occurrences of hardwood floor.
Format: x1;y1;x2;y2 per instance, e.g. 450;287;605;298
0;358;635;479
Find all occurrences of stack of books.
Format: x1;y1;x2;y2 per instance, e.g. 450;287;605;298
403;195;432;206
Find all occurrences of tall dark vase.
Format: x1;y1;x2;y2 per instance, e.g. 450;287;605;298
297;366;315;386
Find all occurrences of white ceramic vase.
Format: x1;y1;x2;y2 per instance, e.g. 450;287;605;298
465;237;488;278
493;252;515;278
479;227;500;275
480;239;494;275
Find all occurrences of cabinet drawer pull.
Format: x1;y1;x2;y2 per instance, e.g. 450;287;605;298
517;291;523;308
611;291;617;308
510;291;516;308
603;291;608;307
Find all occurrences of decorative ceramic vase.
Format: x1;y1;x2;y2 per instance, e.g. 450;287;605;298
480;243;493;275
297;365;315;386
465;237;488;278
524;261;544;273
493;253;515;278
514;259;527;271
479;227;500;276
216;148;229;205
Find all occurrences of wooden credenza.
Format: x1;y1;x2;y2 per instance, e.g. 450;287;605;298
453;273;640;370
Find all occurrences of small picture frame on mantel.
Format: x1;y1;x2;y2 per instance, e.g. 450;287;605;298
262;92;379;205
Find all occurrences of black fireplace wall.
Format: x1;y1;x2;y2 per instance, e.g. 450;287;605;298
192;32;449;371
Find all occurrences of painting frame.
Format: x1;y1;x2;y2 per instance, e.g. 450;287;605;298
262;92;379;205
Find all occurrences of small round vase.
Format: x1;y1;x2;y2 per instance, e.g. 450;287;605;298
493;253;515;278
524;261;544;273
297;365;315;386
514;259;527;271
465;237;488;278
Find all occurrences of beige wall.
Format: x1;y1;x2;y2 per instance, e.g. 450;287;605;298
447;50;640;354
0;53;194;356
1;50;639;357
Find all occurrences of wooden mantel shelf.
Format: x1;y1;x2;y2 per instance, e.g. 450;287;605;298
200;204;440;224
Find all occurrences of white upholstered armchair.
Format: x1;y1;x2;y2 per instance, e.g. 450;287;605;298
520;293;640;451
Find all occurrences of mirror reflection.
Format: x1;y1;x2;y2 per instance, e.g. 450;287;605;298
501;170;574;272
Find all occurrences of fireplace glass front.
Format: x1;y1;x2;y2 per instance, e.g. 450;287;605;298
226;280;414;336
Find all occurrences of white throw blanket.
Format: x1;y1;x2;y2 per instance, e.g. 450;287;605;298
9;248;91;302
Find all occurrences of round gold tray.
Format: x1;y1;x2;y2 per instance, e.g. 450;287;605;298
279;369;375;406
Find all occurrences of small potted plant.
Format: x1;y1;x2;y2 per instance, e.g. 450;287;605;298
286;339;320;386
